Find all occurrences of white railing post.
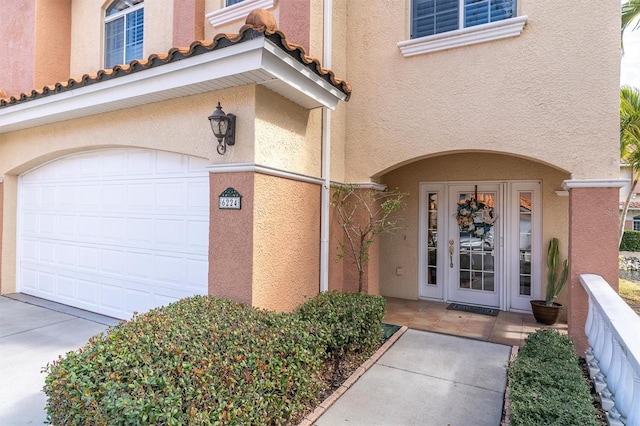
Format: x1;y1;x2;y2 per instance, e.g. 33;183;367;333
580;274;640;426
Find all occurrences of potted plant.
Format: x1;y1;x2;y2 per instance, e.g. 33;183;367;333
530;238;568;325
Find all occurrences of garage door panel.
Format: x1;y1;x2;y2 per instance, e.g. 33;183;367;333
77;279;98;305
188;182;210;210
39;215;56;235
19;149;210;319
102;185;127;209
187;259;208;286
156;151;187;174
128;151;155;175
39;272;56;295
57;275;76;300
187;220;209;248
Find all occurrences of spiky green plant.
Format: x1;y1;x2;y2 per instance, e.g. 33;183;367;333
545;238;569;306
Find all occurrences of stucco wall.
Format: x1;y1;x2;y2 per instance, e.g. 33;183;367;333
209;171;255;304
254;86;321;177
172;0;205;47
0;86;256;294
340;0;620;182
252;173;320;311
0;0;36;97
70;0;175;76
34;0;72;90
378;152;570;300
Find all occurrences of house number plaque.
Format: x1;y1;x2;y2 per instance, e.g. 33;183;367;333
219;187;242;210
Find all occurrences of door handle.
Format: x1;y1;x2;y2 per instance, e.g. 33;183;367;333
449;239;454;268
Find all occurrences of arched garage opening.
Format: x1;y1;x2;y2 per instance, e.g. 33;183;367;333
17;148;210;319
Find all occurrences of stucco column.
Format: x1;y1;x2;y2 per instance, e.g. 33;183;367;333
566;183;621;353
209;172;254;305
172;0;204;47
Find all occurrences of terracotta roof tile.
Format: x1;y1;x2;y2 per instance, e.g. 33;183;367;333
0;10;350;108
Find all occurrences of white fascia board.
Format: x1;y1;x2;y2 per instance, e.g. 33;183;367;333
260;39;347;110
0;38;266;133
0;36;347;134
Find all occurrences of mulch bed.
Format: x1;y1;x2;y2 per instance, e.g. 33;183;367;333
578;357;608;426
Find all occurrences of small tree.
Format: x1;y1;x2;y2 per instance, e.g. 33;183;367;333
331;184;407;292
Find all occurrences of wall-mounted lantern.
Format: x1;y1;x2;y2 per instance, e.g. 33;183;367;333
208;102;236;155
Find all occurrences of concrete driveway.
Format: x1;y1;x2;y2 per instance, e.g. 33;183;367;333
0;295;119;425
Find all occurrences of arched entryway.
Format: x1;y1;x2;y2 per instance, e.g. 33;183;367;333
378;152;570;313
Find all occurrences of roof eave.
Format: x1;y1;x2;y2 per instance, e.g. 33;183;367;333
0;37;346;135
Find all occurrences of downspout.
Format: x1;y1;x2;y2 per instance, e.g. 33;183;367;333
320;0;332;293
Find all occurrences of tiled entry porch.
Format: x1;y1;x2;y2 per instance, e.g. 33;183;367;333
383;297;568;347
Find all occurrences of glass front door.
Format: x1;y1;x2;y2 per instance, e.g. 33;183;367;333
448;184;501;307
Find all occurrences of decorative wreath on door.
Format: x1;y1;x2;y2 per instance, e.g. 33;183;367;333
455;198;497;238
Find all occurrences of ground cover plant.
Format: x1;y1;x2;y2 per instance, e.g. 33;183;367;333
619;278;640;314
508;329;598;426
43;292;386;425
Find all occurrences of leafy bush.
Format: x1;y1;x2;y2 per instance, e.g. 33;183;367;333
296;291;386;361
508;329;598;426
621;230;640;251
43;292;386;425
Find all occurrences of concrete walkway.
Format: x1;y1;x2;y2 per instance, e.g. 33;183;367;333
0;295;118;425
314;329;512;426
1;295;511;425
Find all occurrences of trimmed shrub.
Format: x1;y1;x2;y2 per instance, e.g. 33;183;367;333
621;230;640;252
295;291;386;361
508;329;598;426
43;297;325;425
43;292;387;424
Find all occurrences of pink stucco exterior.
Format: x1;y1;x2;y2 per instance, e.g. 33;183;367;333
568;186;621;353
0;1;623;349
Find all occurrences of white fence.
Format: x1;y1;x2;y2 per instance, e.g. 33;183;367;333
581;274;640;426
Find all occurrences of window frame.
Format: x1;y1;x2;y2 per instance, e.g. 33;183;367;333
397;13;526;57
411;0;517;39
206;0;275;29
104;0;145;69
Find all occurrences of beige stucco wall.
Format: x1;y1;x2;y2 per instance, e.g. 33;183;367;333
252;173;320;311
340;0;620;183
0;85;256;294
254;86;321;176
70;0;175;77
378;152;570;300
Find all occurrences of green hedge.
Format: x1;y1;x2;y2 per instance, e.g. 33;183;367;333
296;291;386;361
508;329;598;426
621;230;640;251
43;292;386;425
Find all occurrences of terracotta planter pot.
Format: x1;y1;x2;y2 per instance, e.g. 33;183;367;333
530;300;563;325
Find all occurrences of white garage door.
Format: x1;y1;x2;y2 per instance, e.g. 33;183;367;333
18;149;210;319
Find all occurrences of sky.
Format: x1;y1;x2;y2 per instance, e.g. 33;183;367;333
622;25;640;88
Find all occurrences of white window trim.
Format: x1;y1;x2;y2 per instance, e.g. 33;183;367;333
105;1;144;25
206;0;275;29
104;1;145;68
397;15;527;57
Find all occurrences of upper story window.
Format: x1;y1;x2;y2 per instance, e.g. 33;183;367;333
411;0;516;39
226;0;245;5
104;0;144;69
